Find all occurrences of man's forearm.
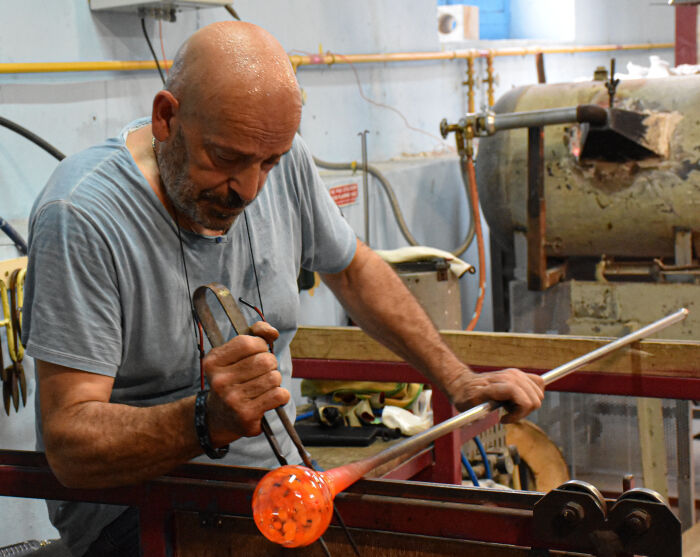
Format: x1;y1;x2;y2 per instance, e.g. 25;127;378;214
321;240;469;396
44;396;208;488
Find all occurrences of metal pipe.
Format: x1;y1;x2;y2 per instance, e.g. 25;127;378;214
0;43;673;75
359;308;688;475
465;56;475;113
358;130;370;246
492;106;609;132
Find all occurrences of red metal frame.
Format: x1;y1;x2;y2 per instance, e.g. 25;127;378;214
676;4;698;65
0;449;545;556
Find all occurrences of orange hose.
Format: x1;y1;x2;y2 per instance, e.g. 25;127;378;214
465;155;485;331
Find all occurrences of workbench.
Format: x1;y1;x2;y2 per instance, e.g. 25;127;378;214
0;326;697;556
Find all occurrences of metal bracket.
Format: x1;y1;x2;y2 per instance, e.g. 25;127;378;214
533;482;680;557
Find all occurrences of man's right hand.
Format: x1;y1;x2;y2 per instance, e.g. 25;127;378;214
203;321;290;446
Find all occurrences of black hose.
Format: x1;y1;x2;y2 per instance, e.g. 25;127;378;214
140;18;166;85
0;217;28;255
0;116;63;253
312;155;475;256
0;116;65;161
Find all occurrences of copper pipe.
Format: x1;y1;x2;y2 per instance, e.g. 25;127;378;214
486;51;495;107
536;52;547;84
0;43;673;75
465;56;475;113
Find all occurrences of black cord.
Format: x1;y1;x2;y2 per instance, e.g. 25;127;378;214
140;18;166;85
224;4;241;20
174;210;200;348
243;210;264;316
0;116;65;161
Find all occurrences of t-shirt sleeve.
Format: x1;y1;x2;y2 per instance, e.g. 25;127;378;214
22;200;123;376
288;135;357;274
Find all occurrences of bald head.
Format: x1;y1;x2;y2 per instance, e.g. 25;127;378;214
165;21;301;121
150;22;303;234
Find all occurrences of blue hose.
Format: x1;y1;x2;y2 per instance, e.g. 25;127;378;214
474;436;493;480
295;410;315;422
460;452;479;487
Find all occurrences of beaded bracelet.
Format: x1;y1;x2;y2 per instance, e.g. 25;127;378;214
194;390;229;459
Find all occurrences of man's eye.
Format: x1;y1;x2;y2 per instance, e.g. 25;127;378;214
216;153;238;163
262;157;281;169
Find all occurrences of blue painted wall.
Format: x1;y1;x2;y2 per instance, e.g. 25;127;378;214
438;0;510;39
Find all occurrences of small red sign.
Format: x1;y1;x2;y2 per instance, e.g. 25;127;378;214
329;183;359;207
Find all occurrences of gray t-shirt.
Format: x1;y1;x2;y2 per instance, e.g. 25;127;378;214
22;118;356;556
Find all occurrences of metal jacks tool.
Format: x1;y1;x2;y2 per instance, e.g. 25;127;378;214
1;268;26;415
192;282;360;556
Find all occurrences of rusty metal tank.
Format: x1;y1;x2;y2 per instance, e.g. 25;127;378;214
476;75;700;258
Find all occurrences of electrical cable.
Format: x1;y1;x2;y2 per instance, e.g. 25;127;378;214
0;116;65;161
473;436;492;480
464;155;485;330
141;18;166;85
158;19;169;76
224;4;241;20
460;451;479;487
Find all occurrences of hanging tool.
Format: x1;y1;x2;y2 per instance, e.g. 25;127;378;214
192;282;360;556
1;269;26;415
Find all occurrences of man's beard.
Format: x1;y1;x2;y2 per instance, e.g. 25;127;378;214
156;127;247;231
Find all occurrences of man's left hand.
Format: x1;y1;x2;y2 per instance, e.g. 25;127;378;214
445;368;545;423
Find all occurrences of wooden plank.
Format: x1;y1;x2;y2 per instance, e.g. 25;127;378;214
682;517;700;557
637;397;668;501
0;257;27;281
291;326;700;379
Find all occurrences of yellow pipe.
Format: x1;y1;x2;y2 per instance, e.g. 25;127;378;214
464;56;475;113
0;43;673;75
486;51;495;108
0;60;173;74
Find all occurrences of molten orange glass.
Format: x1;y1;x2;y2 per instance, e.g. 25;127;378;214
252;460;374;547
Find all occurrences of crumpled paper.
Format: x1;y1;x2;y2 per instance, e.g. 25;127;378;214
382;389;433;436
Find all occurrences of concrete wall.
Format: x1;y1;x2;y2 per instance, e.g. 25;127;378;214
0;0;674;546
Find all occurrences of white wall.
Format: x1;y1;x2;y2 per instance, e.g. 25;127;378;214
0;0;674;546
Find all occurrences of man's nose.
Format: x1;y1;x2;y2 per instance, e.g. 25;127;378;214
231;163;263;202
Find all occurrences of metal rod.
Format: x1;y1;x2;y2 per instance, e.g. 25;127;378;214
359;130;370;247
357;308;689;476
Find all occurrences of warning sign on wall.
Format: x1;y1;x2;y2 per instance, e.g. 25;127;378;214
329;183;359;208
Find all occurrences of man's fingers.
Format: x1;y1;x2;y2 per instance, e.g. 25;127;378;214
482;369;544;422
204;334;271;367
207;350;278;384
216;370;284;403
249;320;280;344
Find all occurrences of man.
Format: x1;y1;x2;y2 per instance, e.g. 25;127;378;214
22;21;544;556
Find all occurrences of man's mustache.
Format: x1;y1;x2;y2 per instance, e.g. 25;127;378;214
200;189;247;210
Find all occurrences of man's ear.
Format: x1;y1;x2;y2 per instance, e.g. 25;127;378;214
152;90;179;141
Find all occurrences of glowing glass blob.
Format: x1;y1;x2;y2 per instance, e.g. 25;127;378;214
252;465;334;547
